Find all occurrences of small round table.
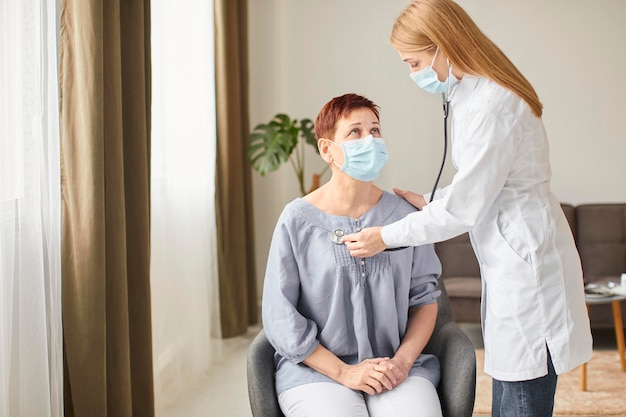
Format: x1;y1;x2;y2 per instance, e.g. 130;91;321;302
580;291;626;391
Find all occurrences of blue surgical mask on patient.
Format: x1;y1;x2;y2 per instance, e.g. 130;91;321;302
409;47;458;94
327;135;388;182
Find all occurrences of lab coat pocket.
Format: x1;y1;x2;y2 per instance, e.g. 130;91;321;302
496;210;531;265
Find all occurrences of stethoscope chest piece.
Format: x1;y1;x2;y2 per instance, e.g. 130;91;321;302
330;229;344;245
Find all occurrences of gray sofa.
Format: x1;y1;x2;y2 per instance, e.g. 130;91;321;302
435;203;626;328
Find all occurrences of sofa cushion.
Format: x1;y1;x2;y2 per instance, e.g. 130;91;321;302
561;203;576;238
443;277;482;299
576;204;626;281
435;233;481;323
574;203;626;328
434;233;480;278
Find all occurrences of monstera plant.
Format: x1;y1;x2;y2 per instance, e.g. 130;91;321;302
248;113;327;195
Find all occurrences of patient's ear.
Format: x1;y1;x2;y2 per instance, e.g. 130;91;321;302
318;138;333;163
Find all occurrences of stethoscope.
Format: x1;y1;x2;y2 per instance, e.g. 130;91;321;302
429;91;450;203
329;71;453;252
329;229;346;244
429;56;456;203
329;228;408;251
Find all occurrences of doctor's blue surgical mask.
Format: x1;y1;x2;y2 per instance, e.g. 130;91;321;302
409;47;458;94
325;135;388;182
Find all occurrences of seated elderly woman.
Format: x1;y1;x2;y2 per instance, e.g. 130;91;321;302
262;93;443;417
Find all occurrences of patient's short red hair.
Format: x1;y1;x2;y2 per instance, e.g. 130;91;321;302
314;93;380;140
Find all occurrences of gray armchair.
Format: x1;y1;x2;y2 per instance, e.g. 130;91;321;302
247;282;476;417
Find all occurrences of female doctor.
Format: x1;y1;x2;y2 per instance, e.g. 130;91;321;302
342;0;593;415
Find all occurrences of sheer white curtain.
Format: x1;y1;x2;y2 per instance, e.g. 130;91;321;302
0;0;62;417
150;0;222;411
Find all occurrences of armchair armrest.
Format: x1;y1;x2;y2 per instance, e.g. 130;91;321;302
425;321;476;417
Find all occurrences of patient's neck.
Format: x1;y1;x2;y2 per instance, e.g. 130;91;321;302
303;176;383;219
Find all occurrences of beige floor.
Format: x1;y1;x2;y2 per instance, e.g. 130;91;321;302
158;324;620;417
157;324;261;417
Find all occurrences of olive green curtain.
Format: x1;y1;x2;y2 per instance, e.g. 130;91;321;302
59;0;154;416
214;0;258;338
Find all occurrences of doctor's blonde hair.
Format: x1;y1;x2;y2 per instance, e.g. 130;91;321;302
391;0;543;118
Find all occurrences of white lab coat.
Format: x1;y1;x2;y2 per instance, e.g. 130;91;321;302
382;75;593;381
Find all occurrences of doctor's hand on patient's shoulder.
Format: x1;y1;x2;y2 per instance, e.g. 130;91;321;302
342;226;386;258
393;187;426;211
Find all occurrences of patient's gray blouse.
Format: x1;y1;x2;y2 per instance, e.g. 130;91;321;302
262;191;442;395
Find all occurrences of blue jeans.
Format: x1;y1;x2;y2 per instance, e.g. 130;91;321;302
491;349;558;417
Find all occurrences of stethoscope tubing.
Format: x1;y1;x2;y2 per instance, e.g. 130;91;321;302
429;94;450;203
327;94;449;253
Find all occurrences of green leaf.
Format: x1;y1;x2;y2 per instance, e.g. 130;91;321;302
299;118;318;153
247;112;320;176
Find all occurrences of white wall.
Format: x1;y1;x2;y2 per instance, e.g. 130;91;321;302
248;0;626;298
